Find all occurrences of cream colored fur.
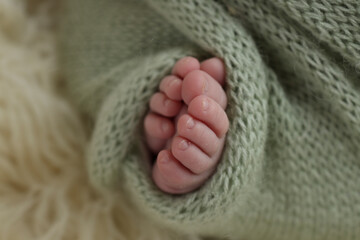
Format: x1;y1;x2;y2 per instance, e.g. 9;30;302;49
0;1;199;239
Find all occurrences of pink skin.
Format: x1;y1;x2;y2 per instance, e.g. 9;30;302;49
144;56;229;194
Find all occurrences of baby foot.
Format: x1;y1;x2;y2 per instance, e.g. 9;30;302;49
144;56;229;194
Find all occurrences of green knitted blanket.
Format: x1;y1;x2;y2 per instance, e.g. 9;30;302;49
59;0;360;239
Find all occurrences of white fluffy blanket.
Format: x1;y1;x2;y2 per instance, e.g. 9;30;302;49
0;1;199;239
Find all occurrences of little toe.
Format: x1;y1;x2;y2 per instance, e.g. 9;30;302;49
182;70;227;109
188;95;229;138
177;114;220;156
171;136;216;175
200;57;226;86
150;92;182;117
171;56;200;79
144;113;175;139
159;75;182;101
153;150;208;194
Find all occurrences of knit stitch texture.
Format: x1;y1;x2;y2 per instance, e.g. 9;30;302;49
59;0;360;239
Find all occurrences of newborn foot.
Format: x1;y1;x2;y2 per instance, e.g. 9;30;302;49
144;56;229;194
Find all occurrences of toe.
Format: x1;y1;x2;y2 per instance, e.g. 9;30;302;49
171;56;200;79
177;114;220;156
145;135;167;153
182;70;227;109
171;136;215;175
200;57;226;86
144;113;175;139
153;150;206;194
150;92;182;117
159;75;182;101
188;95;229;138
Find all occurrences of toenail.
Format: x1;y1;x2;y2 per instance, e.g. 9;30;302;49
186;117;195;129
168;77;176;87
178;140;189;150
183;57;191;63
159;153;169;164
201;98;209;111
202;78;209;93
161;122;169;132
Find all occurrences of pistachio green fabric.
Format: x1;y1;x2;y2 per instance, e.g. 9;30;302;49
59;0;360;239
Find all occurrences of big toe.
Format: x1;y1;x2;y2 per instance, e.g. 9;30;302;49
153;150;210;194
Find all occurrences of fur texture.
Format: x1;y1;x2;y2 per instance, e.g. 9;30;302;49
0;1;198;239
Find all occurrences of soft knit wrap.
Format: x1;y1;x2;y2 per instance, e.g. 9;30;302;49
59;0;360;239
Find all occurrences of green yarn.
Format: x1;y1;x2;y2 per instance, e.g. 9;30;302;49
59;0;360;239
